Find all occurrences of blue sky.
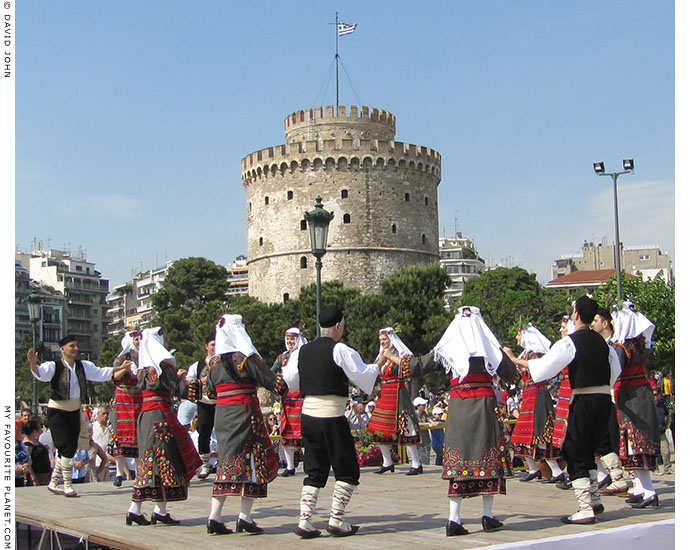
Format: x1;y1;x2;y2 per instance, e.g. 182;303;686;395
13;0;675;286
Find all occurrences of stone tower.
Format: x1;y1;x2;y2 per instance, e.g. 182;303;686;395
241;104;442;304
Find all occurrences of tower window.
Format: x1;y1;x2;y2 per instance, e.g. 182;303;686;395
404;192;410;202
343;213;351;224
422;234;426;245
392;224;397;234
341;189;349;199
300;256;307;269
300;220;307;231
259;237;264;246
287;190;293;200
264;196;269;205
425;196;429;206
283;293;290;303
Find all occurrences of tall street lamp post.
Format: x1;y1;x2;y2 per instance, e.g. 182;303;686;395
593;158;635;305
25;291;43;415
304;196;334;338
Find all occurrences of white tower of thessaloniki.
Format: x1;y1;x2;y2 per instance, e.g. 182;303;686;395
241;104;441;304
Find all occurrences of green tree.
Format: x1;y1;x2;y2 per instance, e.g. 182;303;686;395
460;267;570;345
152;257;230;367
15;334;51;409
592;272;675;374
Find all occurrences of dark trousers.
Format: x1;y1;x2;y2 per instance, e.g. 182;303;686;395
46;407;80;458
301;414;359;488
196;401;216;455
595;402;620;456
562;393;613;481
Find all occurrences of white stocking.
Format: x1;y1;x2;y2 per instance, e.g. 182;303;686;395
482;495;494;518
284;447;296;470
153;502;167;516
634;469;656;498
406;445;421;468
378;445;393;467
239;496;254;522
448;497;462;523
595;457;608;481
632;474;644;496
524;456;539;473
128;501;142;515
115;456;127;477
545;458;563;477
209;496;225;522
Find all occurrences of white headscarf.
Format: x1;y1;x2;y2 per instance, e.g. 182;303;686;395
138;327;175;374
285;327;308;353
378;326;413;357
215;314;261;358
433;306;503;379
518;323;552;357
562;314;576;335
117;330;140;358
612;301;655;347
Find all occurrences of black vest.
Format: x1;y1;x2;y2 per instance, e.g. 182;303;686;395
194;357;209;380
50;360;88;402
298;338;349;397
567;329;611;389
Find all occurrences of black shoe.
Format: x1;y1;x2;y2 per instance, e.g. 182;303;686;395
125;512;151;526
625;494;644;504
520;470;542;482
543;472;566;484
151;512;180;525
445;520;469;536
113;476;123;487
593;503;604;515
556;478;572;490
631;494;659;509
280;469;296;477
373;464;395;474
482;516;503;532
560;514;596;525
406;465;423;476
326;524;359;537
207;519;233;535
236;517;264;534
597;474;611;489
294;527;321;538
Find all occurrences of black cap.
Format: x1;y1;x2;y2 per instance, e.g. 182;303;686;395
597;307;613;324
319;305;343;328
575;296;598;324
59;335;77;347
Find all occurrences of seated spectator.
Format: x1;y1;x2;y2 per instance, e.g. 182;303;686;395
429;407;446;466
15;440;33;487
345;398;370;431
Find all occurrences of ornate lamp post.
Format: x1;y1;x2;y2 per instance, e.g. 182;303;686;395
593;159;635;305
304;197;334;337
25;291;43;415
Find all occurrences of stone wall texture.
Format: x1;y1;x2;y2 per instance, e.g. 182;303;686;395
241;105;442;304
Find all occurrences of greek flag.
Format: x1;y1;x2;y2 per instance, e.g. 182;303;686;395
338;23;357;36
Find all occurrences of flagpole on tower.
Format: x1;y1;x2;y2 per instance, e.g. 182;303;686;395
335;11;340;107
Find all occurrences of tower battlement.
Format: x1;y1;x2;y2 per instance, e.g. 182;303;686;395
240;105;441;304
284;105;396;143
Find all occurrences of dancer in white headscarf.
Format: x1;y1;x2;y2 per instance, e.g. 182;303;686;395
271;327;308;477
126;328;202;527
610;302;661;508
508;323;565;484
111;330;142;487
367;326;424;475
205;314;286;536
407;306;517;536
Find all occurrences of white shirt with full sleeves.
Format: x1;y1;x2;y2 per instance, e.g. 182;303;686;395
32;359;114;400
527;335;621;387
283;340;379;396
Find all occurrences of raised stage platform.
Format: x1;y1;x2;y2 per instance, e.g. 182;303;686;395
16;465;675;549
